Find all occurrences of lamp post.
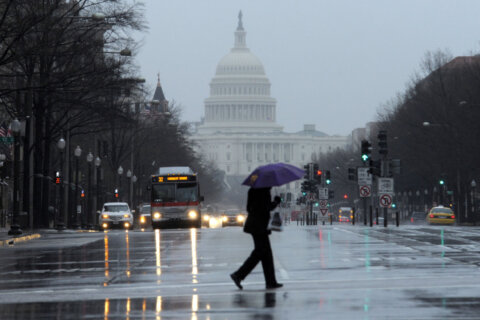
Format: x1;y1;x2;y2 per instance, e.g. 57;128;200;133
471;179;476;225
8;119;22;235
94;156;101;228
73;146;82;229
56;137;66;230
117;166;123;201
86;152;93;228
424;189;428;212
126;169;132;208
132;175;137;210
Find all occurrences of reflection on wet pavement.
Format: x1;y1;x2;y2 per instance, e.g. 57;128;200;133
1;226;480;319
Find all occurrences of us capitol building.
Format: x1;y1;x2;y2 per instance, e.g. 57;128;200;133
191;12;348;199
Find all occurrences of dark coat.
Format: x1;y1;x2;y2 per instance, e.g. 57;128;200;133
243;188;279;235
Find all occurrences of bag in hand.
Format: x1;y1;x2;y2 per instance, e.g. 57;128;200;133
268;212;283;232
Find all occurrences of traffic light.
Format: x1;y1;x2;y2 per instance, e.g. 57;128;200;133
378;130;388;155
328;190;334;199
325;170;331;184
348;168;356;181
439;179;445;185
303;164;311;180
361;140;372;162
114;188;119;198
343;194;348;199
368;160;381;176
81;190;85;198
55;171;61;184
315;168;322;184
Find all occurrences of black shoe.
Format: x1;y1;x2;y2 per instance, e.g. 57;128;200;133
230;273;243;290
266;283;283;289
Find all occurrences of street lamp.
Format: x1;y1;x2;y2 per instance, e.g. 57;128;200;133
132;175;137;209
94;156;101;228
86;152;93;228
73;146;82;228
8;119;22;235
56;137;66;230
424;189;428;211
471;179;477;225
117;166;123;201
126;170;132;208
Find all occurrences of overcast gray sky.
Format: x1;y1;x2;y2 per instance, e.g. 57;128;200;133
134;0;480;136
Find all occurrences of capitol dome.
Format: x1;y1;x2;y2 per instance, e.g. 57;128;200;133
215;47;266;76
199;11;282;134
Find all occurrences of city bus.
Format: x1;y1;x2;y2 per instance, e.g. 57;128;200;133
150;166;203;228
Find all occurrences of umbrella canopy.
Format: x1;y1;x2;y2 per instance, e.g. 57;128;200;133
242;163;305;188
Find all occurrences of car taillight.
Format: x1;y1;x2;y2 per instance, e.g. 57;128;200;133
411;217;414;222
451;215;455;219
429;214;434;218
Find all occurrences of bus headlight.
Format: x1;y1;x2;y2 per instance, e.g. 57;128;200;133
203;215;210;221
222;216;228;222
153;212;161;220
188;210;198;219
237;215;245;222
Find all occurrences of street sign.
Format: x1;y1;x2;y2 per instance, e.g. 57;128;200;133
318;188;329;200
359;185;371;198
319;200;328;207
357;167;372;185
320;208;328;216
0;136;13;143
378;178;394;194
379;193;393;208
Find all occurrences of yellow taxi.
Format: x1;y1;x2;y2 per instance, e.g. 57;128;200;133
426;206;455;225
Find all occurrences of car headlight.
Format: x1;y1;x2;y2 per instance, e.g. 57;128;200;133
102;214;109;219
237;215;245;222
123;214;130;218
203;215;210;221
153;212;161;219
222;216;228;222
188;210;198;219
140;216;146;224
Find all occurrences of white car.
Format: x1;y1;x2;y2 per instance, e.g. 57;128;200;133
100;202;133;230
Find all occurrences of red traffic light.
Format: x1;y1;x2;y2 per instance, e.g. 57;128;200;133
343;194;348;199
81;190;85;198
316;170;322;176
55;177;61;184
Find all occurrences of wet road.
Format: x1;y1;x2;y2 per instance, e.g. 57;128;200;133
1;224;480;319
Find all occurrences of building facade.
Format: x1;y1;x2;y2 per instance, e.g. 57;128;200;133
191;12;348;199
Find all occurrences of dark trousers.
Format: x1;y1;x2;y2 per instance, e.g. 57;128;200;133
234;233;277;286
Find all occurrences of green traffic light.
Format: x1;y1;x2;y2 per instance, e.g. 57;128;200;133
439;180;445;185
314;202;319;207
361;154;369;162
326;179;331;185
392;203;396;208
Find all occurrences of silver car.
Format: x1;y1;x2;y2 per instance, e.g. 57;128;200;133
99;202;133;230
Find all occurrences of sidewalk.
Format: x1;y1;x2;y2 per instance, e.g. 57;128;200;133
0;227;42;246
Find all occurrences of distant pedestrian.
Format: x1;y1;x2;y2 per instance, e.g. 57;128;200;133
230;187;283;289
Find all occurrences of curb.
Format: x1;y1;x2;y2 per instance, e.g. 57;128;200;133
0;233;41;247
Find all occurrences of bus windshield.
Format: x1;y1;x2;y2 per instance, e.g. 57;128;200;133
152;184;175;202
177;183;198;202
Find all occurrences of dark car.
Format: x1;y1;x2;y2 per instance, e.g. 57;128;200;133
138;204;151;229
410;211;426;224
221;209;246;227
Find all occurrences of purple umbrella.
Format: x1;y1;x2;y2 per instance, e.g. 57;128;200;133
242;163;305;188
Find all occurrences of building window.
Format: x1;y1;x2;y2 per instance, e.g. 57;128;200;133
226;152;231;161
